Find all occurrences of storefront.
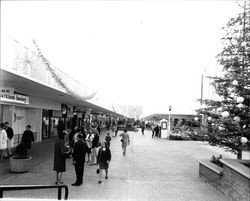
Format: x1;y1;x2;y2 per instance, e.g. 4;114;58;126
0;87;42;146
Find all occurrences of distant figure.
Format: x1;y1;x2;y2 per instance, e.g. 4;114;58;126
90;130;99;165
153;125;160;138
111;124;116;137
4;122;14;157
85;129;93;163
73;128;81;147
72;134;88;186
21;125;35;154
105;133;112;148
97;141;111;184
68;126;78;148
119;129;130;156
159;125;162;138
54;131;67;185
0;123;8;160
141;124;145;135
97;125;101;135
57;120;65;136
151;124;155;138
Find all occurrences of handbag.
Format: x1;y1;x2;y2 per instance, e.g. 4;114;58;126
63;146;72;159
96;168;100;174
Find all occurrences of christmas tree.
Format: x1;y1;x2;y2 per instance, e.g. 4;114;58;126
198;1;250;159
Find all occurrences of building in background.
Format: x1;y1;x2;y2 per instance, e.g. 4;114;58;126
118;105;143;120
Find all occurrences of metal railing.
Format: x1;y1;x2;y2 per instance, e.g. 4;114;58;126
0;184;68;200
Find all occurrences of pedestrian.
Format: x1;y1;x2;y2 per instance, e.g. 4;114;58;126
97;125;101;135
141;124;145;135
21;125;35;155
85;129;92;163
81;127;87;140
72;134;88;186
73;128;81;147
54;131;67;185
0;123;8;161
105;133;111;148
57;120;65;136
4;122;14;157
97;141;111;184
119;129;130;156
151;124;155;138
68;126;78;148
111;124;116;137
153;125;160;138
90;130;99;165
159;125;162;138
115;124;119;137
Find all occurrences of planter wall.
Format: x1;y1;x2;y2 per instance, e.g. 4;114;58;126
10;156;32;173
199;159;250;201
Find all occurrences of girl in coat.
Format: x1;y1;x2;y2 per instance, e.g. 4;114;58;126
97;141;111;184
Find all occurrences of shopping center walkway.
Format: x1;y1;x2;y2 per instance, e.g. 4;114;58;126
0;129;234;200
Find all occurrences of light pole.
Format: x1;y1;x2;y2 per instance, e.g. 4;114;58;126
168;105;172;135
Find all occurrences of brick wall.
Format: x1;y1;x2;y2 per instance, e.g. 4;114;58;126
199;159;250;201
220;164;250;201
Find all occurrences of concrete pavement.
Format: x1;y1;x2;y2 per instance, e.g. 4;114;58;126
0;129;235;200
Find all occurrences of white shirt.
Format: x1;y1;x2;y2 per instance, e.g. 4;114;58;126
0;129;8;150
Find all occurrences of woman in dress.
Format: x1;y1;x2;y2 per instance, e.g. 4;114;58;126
54;131;67;185
97;141;111;184
119;129;130;156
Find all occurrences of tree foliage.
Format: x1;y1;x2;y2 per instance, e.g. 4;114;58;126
198;1;250;158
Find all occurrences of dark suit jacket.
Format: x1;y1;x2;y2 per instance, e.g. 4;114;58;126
6;127;14;140
73;140;88;163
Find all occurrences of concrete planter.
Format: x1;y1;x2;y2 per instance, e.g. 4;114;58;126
199;159;250;201
9;156;32;173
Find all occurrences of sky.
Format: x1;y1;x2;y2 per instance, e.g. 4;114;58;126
1;0;242;117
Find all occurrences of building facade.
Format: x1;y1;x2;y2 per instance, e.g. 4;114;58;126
1;36;124;147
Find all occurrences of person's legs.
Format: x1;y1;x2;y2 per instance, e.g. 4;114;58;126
74;163;80;184
6;139;12;157
105;168;108;179
87;153;90;162
98;169;103;183
122;144;125;155
55;171;59;184
94;148;98;164
90;148;95;165
123;145;127;155
58;172;63;183
74;162;84;184
78;163;84;184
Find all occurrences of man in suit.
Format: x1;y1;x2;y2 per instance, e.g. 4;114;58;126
72;134;88;186
4;122;14;157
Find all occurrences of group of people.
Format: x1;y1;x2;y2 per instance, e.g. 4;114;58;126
54;126;114;186
53;125;131;186
151;124;162;138
0;122;34;160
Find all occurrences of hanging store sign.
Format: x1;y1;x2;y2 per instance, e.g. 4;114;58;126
0;88;29;104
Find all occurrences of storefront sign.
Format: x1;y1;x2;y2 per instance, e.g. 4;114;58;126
52;110;62;117
0;88;29;104
0;87;15;95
